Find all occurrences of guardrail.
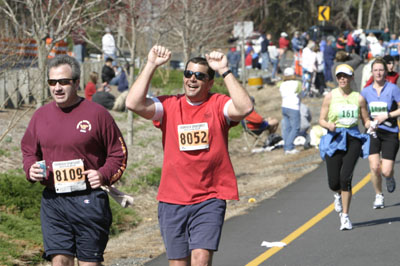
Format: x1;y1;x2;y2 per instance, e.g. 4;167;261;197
0;60;104;109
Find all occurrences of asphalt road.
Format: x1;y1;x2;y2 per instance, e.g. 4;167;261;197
145;63;400;266
146;155;400;266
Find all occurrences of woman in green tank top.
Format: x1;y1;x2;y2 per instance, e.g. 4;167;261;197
319;64;370;230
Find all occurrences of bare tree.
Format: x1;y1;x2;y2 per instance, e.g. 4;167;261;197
115;0;160;145
357;0;363;29
332;0;354;29
366;0;377;29
0;0;120;108
156;0;258;63
379;0;391;30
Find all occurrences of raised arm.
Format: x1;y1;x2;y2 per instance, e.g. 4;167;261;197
205;51;253;121
125;45;171;119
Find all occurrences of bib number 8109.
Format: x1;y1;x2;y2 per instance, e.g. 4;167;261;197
54;168;84;182
52;159;87;193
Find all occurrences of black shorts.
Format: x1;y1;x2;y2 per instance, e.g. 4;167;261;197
40;188;112;262
369;128;399;160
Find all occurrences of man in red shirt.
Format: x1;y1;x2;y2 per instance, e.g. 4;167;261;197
245;97;279;135
126;45;253;266
279;32;290;68
346;30;356;54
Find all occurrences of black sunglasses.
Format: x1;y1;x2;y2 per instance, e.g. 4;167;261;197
47;79;75;86
336;73;352;79
183;70;208;81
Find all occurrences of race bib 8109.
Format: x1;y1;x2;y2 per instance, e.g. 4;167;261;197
52;159;86;193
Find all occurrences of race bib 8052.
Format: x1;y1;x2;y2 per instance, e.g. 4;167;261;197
177;122;209;151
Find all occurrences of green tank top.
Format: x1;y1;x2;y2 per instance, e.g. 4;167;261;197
328;88;360;128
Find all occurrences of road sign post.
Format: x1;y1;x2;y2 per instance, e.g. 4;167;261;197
233;21;253;85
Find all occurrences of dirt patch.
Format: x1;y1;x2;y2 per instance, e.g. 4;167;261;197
0;82;324;266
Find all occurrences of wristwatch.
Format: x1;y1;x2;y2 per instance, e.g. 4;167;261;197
222;70;232;78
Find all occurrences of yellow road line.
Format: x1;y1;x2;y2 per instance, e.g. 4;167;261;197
246;173;371;266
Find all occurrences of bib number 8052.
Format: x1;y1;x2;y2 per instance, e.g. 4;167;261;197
180;131;207;145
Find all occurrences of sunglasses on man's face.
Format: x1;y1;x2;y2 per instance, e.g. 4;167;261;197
183;70;208;81
47;79;75;86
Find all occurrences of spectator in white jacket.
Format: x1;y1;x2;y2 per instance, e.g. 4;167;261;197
301;40;317;97
102;27;117;61
314;44;326;96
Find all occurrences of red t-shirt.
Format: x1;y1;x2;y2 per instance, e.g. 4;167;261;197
245;110;263;130
85;82;97;101
279;37;290;49
245;53;253;67
347;33;355;46
153;93;239;205
363;72;399;88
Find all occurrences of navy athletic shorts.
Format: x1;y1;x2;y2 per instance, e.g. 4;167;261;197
40;187;112;262
369;128;399;160
158;198;226;260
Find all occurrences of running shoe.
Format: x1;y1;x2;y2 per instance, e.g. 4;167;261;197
373;193;384;209
333;193;343;213
284;149;299;155
340;213;353;230
386;177;396;193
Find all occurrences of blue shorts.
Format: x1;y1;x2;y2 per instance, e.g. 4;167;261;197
252;121;270;135
158;198;226;260
40;188;112;262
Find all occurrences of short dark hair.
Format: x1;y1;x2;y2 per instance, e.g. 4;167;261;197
383;55;394;64
105;57;114;63
185;57;215;80
47;55;80;80
371;57;388;72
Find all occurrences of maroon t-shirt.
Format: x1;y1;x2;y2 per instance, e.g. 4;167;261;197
21;98;127;188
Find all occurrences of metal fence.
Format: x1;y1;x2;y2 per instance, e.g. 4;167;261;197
0;60;104;109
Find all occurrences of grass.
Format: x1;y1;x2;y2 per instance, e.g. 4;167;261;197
0;148;10;157
0;170;44;265
0;169;142;265
123;167;162;194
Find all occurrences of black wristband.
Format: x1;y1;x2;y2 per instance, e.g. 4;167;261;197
222;70;232;78
388;112;392;118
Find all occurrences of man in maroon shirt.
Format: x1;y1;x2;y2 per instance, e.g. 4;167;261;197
21;55;127;266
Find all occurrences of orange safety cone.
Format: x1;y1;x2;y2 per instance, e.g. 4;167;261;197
294;50;302;76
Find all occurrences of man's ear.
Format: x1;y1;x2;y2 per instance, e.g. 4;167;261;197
207;79;214;92
74;79;80;90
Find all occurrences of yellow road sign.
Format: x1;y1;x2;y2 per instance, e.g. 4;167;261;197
318;6;330;21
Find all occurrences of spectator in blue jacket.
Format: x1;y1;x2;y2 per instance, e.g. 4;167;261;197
323;37;336;83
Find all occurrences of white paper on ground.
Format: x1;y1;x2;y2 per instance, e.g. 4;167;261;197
261;241;287;248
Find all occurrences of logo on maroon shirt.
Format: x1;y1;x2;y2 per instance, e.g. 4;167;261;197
76;120;92;133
